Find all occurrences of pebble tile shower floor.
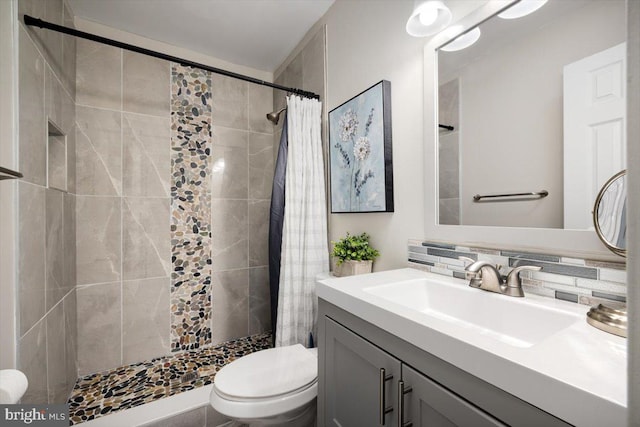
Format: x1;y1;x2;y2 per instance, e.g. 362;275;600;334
68;333;272;425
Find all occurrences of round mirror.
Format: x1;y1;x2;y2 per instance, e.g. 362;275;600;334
593;170;626;257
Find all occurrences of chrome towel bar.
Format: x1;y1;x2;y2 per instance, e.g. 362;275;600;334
473;190;548;202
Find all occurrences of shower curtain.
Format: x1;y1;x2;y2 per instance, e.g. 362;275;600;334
275;95;329;347
268;112;288;339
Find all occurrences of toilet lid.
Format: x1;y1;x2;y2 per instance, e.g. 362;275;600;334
214;344;317;400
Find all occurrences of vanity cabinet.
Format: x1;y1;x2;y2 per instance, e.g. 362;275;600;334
318;299;571;427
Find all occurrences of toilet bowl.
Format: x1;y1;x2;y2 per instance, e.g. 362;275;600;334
210;344;318;426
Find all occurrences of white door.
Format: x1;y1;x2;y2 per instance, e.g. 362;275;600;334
563;43;626;230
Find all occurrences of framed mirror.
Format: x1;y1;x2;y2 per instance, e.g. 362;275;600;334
423;0;629;258
593;170;627;257
437;0;626;229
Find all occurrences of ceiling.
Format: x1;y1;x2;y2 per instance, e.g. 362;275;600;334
67;0;335;72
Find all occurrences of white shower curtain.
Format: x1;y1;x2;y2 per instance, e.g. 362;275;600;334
275;95;329;347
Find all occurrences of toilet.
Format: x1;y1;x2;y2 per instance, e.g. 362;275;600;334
209;344;318;426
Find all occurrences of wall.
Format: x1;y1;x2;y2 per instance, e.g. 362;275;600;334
323;1;425;271
16;0;78;404
439;1;625;228
626;0;640;423
74;27;274;375
0;0;18;370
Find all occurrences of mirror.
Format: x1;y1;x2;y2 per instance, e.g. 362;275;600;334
593;170;627;257
437;0;626;229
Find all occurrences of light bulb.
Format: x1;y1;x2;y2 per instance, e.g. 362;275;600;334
419;8;438;26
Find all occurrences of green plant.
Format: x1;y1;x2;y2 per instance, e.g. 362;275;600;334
331;232;380;265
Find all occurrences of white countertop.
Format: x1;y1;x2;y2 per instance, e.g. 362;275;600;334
317;268;627;427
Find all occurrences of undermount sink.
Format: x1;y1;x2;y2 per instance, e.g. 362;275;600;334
363;277;581;348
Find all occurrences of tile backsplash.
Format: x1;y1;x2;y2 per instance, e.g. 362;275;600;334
408;240;626;307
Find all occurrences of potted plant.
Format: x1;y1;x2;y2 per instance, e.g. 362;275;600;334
331;232;380;277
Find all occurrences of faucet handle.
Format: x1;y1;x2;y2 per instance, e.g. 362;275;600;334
506;265;542;288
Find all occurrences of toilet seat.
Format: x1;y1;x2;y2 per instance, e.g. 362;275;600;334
210;345;318;420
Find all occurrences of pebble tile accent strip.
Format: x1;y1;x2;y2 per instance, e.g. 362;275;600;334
408;239;627;306
68;333;272;425
170;64;213;352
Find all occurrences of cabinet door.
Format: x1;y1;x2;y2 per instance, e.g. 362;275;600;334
324;317;402;427
401;365;507;427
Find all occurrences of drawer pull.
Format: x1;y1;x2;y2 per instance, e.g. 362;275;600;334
379;368;393;425
398;380;413;427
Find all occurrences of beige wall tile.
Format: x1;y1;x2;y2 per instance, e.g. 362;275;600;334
249;266;270;335
18;182;46;336
64;290;78;393
211;127;248;199
302;28;326;103
122;197;170;280
18;319;47;404
123;51;170;116
76;38;121;109
248;132;274;200
47;133;66;191
76;196;121;285
75;106;122;196
122;277;170;364
41;0;63;72
248;200;269;267
248;84;273;134
77;282;121;375
46;302;68;403
211;199;248;271
211;269;248;345
19;27;46;186
64;193;76;291
212;75;248;130
46;188;65;310
66;124;76;193
122;113;170;197
61;2;76;98
46;65;74;135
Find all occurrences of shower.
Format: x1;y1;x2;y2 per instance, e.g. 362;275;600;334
266;107;287;124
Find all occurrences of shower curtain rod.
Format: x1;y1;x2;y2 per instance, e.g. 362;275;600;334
23;15;320;100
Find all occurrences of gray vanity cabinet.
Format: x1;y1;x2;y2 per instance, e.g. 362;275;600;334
324;317;401;426
402;364;505;427
318;299;571;427
323;316;504;427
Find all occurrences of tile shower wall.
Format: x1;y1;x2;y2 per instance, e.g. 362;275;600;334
438;79;460;225
16;0;77;404
210;74;274;343
74;38;175;374
75;36;275;374
408;240;626;306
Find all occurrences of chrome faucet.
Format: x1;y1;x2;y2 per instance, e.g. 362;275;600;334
459;257;541;297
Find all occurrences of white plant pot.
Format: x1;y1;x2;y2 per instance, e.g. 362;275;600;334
333;259;373;277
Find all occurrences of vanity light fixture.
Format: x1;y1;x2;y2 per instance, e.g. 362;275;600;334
406;0;452;37
498;0;548;19
440;26;481;52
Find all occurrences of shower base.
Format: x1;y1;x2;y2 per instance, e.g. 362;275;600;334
68;333;272;425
